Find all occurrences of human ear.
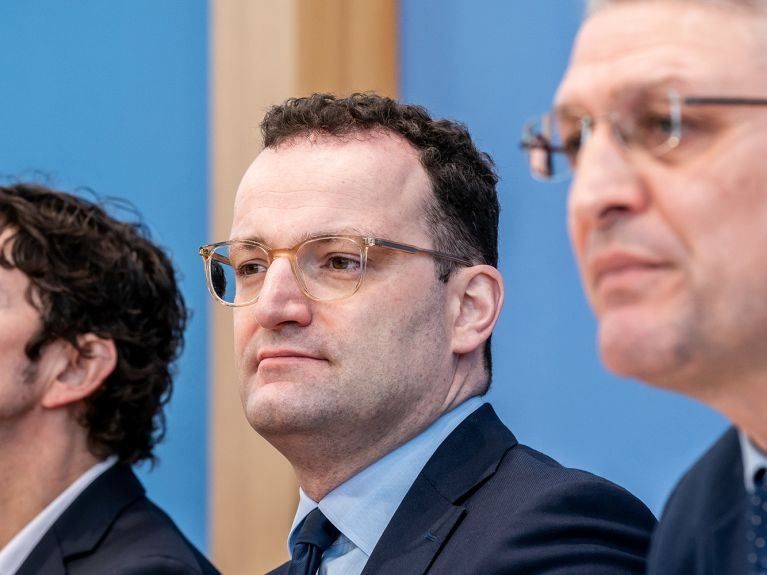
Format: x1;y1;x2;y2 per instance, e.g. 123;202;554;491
41;334;117;409
450;265;504;355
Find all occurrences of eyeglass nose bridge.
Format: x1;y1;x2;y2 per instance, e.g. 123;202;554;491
262;246;314;301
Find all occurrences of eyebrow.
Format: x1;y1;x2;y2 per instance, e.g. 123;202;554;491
555;76;694;115
232;227;384;245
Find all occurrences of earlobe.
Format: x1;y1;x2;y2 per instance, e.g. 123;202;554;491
41;335;117;409
451;265;504;355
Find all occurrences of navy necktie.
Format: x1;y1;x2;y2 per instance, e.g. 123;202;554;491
288;508;339;575
748;469;767;574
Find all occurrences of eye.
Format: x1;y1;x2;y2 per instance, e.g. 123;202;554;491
237;260;268;277
556;116;585;166
325;254;361;271
636;111;676;144
562;134;582;165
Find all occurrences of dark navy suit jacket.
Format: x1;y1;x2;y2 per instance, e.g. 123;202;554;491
647;427;748;575
16;463;220;575
267;403;656;574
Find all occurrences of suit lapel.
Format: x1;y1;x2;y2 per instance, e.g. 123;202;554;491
708;430;748;575
15;532;66;575
16;464;145;575
361;404;517;575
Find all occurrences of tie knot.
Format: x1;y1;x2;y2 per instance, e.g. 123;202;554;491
294;508;339;552
756;468;767;489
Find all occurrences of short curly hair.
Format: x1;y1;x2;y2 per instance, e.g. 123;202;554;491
0;183;187;464
261;93;500;378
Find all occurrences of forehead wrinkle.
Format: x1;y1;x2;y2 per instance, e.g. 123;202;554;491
558;4;767;109
556;76;695;115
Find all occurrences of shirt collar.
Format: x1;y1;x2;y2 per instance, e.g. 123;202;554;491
0;456;118;575
287;396;485;557
739;429;767;492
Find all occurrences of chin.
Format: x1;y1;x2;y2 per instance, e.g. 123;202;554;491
242;383;337;438
598;314;696;391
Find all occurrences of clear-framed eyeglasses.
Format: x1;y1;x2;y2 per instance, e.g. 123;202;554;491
199;235;473;306
520;89;767;181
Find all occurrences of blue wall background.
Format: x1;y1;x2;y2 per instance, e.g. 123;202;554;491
1;0;735;554
400;0;727;515
0;1;210;550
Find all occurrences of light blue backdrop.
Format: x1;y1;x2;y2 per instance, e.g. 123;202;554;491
400;0;727;515
0;1;209;550
1;0;733;554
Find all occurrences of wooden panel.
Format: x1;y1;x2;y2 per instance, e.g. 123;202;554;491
297;0;397;97
210;1;397;573
210;2;299;574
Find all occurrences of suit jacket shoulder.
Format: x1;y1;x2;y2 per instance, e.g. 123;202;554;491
647;426;747;575
17;463;220;575
361;403;656;575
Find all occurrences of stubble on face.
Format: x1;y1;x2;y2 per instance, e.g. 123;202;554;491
231;133;459;468
239;271;451;452
562;2;767;396
0;274;44;429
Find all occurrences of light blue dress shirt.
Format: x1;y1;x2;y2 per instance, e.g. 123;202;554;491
739;430;767;492
287;396;485;575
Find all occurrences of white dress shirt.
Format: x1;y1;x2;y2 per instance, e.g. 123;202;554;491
739;430;767;492
0;456;117;575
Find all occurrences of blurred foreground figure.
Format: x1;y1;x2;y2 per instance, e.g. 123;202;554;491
523;1;767;573
0;184;219;574
202;92;656;574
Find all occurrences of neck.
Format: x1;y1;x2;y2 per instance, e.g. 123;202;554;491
706;373;767;453
0;410;100;548
280;411;429;501
283;360;486;501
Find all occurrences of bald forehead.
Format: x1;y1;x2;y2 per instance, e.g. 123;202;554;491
557;1;767;108
586;0;767;16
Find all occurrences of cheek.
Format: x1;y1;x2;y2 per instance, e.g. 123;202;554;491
232;311;254;357
674;166;767;261
566;214;591;292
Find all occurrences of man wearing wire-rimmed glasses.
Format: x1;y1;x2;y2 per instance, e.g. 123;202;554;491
522;1;767;573
201;92;654;575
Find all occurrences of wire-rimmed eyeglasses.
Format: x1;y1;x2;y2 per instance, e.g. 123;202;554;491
199;235;473;306
520;89;767;181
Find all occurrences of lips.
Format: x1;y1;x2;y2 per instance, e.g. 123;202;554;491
255;349;325;367
589;250;671;297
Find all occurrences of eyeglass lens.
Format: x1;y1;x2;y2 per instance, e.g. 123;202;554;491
523;91;681;180
207;237;366;304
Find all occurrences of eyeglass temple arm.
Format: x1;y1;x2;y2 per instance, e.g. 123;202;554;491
198;246;230;265
684;96;767;106
519;140;568;153
371;238;473;266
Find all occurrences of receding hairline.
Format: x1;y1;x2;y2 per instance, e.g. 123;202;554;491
586;0;767;16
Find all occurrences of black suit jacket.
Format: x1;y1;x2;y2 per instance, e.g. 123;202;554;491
647;427;748;575
267;404;656;574
16;463;220;575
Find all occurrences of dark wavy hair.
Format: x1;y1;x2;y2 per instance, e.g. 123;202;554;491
0;183;187;464
261;93;500;378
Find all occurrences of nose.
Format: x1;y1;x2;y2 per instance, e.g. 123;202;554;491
251;256;312;330
567;123;649;234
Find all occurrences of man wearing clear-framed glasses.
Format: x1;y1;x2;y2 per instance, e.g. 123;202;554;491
202;92;655;574
522;1;767;573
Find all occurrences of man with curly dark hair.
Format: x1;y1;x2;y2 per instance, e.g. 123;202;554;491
201;93;656;575
0;184;219;574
